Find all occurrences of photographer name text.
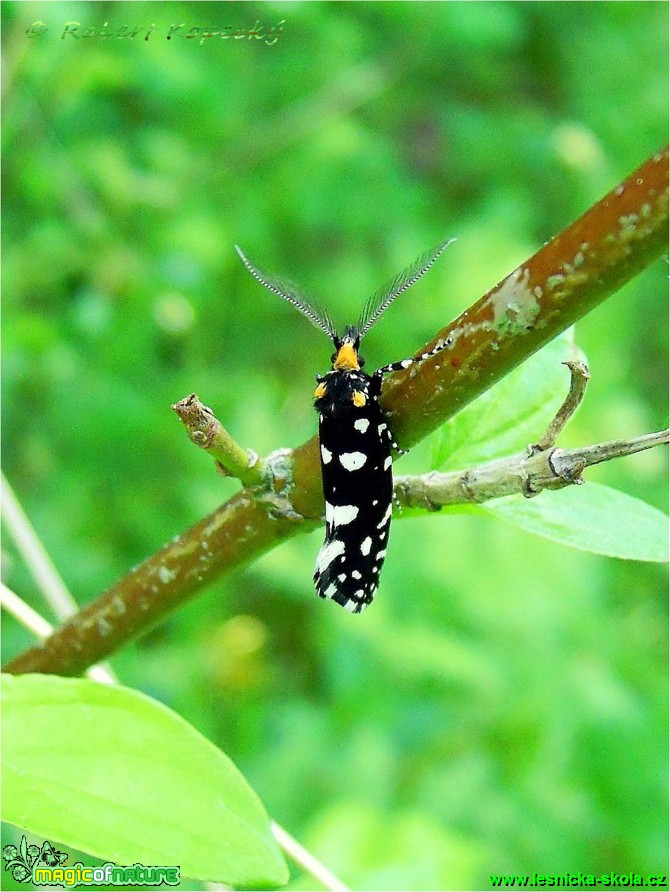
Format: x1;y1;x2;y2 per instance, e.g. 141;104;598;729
25;20;285;46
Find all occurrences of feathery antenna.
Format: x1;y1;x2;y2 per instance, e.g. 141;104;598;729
356;238;455;339
235;246;337;340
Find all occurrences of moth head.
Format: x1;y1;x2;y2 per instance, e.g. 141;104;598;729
332;325;364;370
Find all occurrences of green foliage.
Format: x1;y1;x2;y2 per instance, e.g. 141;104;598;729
2;2;667;889
2;674;287;888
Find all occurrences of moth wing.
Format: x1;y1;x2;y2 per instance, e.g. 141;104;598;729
314;400;394;613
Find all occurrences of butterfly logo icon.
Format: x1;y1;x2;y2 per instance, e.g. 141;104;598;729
39;840;67;867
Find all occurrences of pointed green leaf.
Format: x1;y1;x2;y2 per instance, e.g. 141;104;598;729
481;483;668;562
1;675;288;888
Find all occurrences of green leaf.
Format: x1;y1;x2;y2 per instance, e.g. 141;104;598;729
1;675;288;888
430;329;584;470
481;483;669;562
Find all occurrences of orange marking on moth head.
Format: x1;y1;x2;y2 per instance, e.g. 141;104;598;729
334;342;360;371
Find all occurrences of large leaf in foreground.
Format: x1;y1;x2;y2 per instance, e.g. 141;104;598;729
2;674;288;888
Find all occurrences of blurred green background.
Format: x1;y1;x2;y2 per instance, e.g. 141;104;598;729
2;2;668;889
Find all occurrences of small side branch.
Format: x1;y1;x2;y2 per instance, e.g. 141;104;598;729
395;429;669;510
549;430;670;479
533;360;590;450
397;361;667;508
172;393;264;485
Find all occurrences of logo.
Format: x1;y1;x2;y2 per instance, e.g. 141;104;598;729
2;836;181;886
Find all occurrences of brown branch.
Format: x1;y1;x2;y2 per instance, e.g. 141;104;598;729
4;485;318;677
379;147;669;450
5;148;668;677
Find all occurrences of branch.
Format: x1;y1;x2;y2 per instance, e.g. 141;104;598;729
396;361;668;506
0;583;115;686
379;146;669;452
396;430;669;509
5;148;668;677
171;393;264;485
532;360;589;451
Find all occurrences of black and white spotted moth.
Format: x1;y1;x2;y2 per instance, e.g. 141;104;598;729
236;240;454;613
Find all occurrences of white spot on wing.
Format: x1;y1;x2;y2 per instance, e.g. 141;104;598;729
316;539;345;574
328;504;359;526
352;570;362;579
333;505;359;527
360;537;372;556
376;505;392;528
384;456;392;470
354;418;370;433
340;451;367;471
321;445;332;464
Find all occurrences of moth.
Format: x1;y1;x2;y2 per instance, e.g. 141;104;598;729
236;240;454;612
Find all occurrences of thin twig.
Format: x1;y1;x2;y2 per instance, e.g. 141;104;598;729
395;429;669;509
2;471;117;681
271;821;351;892
533;360;590;451
1;472;79;620
550;429;670;478
172;393;264;484
1;582;55;640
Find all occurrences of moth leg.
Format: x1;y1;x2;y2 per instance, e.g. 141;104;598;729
370;369;409;460
375;334;454;376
